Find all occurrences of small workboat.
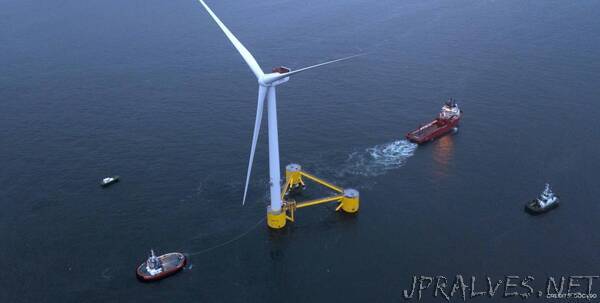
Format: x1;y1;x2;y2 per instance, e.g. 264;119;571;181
100;176;119;187
136;249;186;282
525;183;559;215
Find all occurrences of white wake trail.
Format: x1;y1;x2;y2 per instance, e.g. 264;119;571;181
342;139;417;177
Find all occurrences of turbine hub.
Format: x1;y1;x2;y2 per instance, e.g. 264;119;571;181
259;69;291;86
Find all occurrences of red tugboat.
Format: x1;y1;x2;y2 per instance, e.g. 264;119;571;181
136;249;186;282
406;99;462;144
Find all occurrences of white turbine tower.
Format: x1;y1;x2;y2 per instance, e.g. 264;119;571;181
197;0;359;227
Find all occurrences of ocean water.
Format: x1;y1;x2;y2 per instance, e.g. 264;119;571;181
2;0;600;302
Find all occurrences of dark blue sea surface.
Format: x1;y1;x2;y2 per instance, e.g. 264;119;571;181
2;0;600;302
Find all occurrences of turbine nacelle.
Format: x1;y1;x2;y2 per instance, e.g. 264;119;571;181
258;66;291;86
272;66;291;74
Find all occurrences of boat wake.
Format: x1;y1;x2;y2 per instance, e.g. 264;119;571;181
341;139;417;177
101;267;113;280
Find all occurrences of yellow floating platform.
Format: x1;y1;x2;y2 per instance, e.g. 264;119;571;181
267;163;360;229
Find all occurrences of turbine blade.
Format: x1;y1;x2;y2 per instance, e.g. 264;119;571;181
197;0;264;79
242;85;268;205
267;54;363;84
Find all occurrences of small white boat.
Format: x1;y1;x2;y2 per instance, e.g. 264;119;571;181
525;183;559;215
100;176;119;187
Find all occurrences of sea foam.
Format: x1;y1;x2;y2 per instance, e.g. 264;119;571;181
342;139;417;177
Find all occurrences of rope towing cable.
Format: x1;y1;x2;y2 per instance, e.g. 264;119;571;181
187;217;266;256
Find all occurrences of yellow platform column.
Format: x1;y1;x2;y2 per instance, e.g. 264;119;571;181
340;188;360;213
285;163;304;195
267;206;287;229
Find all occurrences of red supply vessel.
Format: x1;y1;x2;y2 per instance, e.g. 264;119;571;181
406;99;462;144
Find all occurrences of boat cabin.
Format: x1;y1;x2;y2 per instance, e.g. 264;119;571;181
439;98;461;120
146;250;163;275
537;183;557;208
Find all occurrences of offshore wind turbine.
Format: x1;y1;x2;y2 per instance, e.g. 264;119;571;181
197;0;360;228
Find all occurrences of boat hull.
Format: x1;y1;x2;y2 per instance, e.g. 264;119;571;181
406;117;460;144
136;253;186;282
524;199;559;215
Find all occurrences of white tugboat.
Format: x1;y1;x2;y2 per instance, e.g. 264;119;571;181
136;249;186;282
525;183;559;215
100;176;119;187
